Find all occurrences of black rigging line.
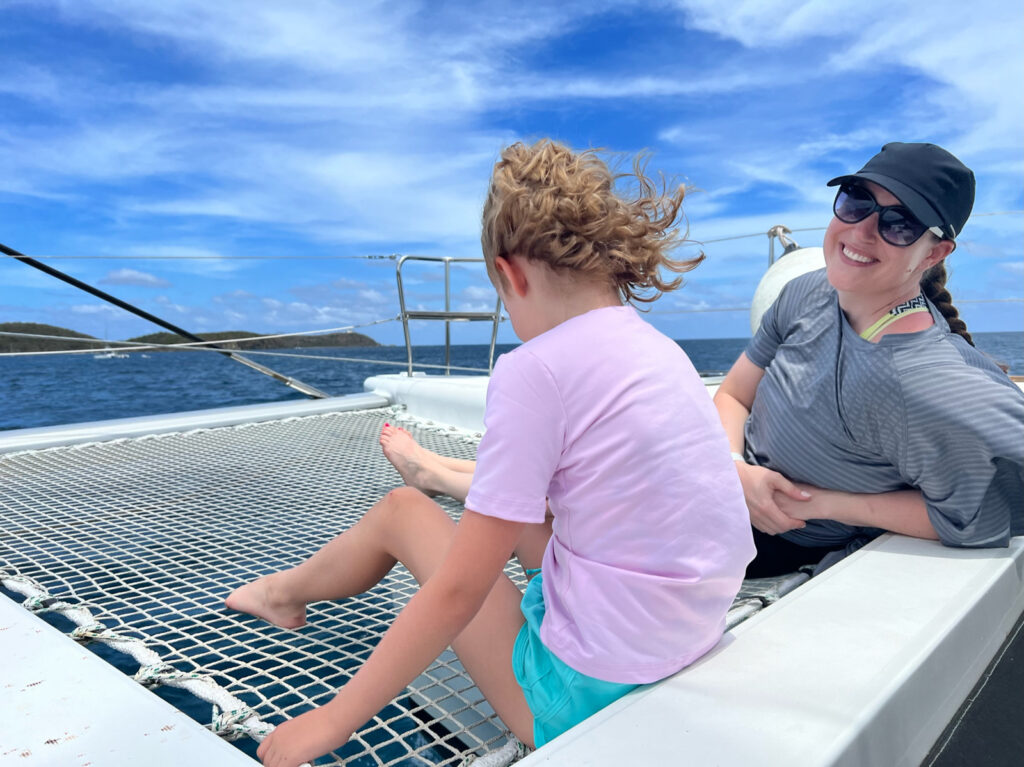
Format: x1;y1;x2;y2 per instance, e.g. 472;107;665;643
1;241;330;399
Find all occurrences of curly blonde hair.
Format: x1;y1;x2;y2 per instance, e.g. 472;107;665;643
481;139;703;304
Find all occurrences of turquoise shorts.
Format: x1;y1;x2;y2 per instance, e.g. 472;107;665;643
512;572;638;747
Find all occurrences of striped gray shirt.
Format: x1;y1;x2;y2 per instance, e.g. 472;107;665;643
744;269;1024;549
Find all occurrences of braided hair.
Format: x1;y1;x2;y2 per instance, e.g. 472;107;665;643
921;260;973;346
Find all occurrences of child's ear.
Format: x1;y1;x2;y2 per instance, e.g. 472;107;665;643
494;255;529;298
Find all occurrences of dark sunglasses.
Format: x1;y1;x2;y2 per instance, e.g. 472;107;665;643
833;184;945;247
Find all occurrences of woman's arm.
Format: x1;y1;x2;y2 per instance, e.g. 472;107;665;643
714;353;811;535
713;352;762;448
776;485;939;540
256;511;524;767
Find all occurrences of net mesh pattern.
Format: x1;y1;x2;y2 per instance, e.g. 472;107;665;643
0;408;520;766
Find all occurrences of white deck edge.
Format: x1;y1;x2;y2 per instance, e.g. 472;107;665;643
363;373;727;435
0;594;256;766
365;373;491;433
520;534;1024;766
0;392;391;454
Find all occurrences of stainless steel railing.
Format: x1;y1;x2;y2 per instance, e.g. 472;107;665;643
395;255;504;376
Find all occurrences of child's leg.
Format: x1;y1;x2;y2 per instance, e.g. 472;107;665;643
378;424;552;573
379;425;475;501
226;486;535;746
394;426;476;473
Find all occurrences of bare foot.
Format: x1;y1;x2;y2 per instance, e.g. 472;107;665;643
379;424;442;496
225;574;307;629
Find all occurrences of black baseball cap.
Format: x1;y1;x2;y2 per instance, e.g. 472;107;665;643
827;142;975;239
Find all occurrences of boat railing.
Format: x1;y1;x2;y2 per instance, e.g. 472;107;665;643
395;255;503;376
766;225;803;264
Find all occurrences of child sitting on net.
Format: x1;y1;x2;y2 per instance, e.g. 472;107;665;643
226;138;755;767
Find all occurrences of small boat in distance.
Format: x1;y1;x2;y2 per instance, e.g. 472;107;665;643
93;348;129;359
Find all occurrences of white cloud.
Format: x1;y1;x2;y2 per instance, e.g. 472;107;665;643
672;0;1022;150
0;64;60;101
154;295;189;313
70;303;121;316
100;268;171;288
332;277;366;289
214;289;256;303
456;301;495;313
462;284;497;301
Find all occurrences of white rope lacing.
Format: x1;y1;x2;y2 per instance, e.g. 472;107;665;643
0;407;408;459
384;406;484;444
1;570;274;742
459;735;532;766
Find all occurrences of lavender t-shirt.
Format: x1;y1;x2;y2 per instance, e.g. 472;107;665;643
465;306;754;684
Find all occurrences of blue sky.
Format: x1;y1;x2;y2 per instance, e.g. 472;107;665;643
1;0;1021;346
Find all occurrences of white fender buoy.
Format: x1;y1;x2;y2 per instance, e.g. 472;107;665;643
749;247;826;334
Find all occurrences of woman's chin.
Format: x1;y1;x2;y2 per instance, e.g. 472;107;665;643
824;261;868;294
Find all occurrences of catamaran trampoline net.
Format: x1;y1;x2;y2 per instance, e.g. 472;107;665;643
1;405;807;765
0;407;523;766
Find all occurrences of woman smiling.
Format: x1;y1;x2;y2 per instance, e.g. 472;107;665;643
714;142;1024;576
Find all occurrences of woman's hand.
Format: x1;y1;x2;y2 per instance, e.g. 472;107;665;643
736;463;811;535
257;706;353;767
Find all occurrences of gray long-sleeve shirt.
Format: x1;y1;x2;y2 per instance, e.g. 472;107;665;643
744;268;1024;549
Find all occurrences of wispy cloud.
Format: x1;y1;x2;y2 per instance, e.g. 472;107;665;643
71;303;122;316
100;268;171;287
154;295;190;314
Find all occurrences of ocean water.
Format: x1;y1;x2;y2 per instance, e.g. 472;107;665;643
0;332;1021;431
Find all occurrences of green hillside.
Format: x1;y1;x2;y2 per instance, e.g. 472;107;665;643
0;323;379;353
126;330;379;349
0;323;99;353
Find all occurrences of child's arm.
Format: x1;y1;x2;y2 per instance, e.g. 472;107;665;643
256;510;525;767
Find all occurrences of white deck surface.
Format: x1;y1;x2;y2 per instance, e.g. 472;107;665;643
364;373;724;434
365;373;492;432
0;595;255;766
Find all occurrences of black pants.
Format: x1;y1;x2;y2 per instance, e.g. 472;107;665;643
744;527;842;579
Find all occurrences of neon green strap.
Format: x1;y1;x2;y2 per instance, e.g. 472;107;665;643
860;305;930;341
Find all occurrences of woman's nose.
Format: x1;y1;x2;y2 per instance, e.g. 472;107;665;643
853;213;879;240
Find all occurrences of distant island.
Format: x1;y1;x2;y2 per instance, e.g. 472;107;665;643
0;322;380;353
